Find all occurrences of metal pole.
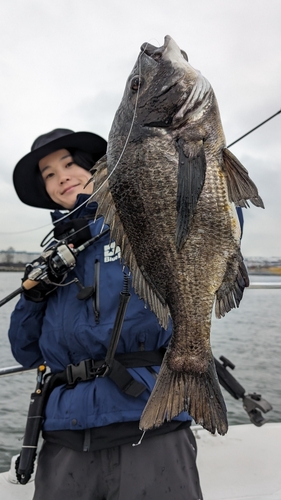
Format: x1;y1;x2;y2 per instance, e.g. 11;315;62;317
248;282;281;289
0;365;35;377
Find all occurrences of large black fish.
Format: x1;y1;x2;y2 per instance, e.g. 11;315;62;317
89;35;264;435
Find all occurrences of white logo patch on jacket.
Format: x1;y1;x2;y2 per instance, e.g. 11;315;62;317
104;243;121;263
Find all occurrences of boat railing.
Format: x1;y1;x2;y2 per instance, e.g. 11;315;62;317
0;365;35;377
248;282;281;288
1;281;280;378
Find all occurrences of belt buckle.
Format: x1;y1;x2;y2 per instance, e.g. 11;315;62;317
66;360;88;386
88;360;109;378
66;359;109;386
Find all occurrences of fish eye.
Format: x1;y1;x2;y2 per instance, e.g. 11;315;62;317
130;76;141;91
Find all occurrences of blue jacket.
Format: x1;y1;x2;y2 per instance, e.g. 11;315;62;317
8;195;192;431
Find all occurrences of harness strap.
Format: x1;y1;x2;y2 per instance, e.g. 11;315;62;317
47;349;165;398
108;359;145;397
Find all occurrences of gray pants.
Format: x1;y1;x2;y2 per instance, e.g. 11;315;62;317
33;428;203;500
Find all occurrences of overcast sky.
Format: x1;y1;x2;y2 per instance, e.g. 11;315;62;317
0;0;280;257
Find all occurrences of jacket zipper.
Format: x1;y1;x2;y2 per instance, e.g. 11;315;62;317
93;259;100;323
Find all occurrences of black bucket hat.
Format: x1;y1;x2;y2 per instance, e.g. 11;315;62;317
13;128;107;209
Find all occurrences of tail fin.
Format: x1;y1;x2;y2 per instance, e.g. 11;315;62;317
140;354;228;435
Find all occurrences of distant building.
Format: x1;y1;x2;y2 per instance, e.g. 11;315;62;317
244;257;281;275
0;248;40;265
245;257;281;267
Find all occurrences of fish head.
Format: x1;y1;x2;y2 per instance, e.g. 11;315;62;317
122;35;212;129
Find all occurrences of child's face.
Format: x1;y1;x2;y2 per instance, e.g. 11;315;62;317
39;149;93;209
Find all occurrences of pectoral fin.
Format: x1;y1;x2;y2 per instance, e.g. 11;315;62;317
223;148;264;208
176;140;206;251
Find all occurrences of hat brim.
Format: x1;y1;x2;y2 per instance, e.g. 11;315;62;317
13;131;107;209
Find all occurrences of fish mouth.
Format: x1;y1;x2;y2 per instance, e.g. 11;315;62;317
138;36;189;127
139;35;211;127
136;36;210;128
141;35;188;64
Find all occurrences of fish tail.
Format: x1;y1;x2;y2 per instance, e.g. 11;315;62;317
140;354;228;435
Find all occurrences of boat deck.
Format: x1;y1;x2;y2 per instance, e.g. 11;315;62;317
196;422;281;500
1;422;281;499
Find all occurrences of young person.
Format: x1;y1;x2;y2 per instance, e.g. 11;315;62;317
9;128;203;500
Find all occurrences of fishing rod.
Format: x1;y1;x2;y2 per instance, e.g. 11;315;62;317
0;108;279;241
227;109;281;148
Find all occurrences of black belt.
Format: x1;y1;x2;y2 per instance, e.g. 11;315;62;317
48;349;165;398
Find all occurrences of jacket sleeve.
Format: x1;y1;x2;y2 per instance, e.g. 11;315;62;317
236;207;244;236
8;295;46;368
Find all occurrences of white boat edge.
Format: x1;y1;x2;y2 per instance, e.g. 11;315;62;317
1;422;281;500
195;422;281;500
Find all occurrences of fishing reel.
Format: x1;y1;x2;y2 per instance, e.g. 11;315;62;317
23;242;77;290
0;229;109;308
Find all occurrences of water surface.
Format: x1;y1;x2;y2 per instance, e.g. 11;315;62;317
0;272;280;472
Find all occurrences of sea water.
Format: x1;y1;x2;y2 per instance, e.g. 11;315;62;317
0;272;280;472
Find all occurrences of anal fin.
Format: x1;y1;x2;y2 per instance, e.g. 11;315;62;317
215;255;249;318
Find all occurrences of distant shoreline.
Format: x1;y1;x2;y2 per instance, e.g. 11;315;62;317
248;266;281;276
1;265;281;276
0;265;26;272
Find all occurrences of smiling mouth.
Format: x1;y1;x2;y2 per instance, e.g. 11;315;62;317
61;184;79;195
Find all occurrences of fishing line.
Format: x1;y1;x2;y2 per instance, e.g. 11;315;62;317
0;222;55;235
34;43;149;242
86;44;148;205
0;43;150;240
7;43;278;240
50;43;149;225
1;41;154;240
40;218;100;248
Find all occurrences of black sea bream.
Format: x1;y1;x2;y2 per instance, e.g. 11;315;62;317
89;35;264;435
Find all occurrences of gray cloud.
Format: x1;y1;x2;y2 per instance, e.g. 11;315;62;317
0;0;280;256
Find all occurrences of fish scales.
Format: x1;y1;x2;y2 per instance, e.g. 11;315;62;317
89;35;264;435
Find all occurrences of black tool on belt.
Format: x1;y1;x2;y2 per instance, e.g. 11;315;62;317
15;365;48;484
15;271;165;484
